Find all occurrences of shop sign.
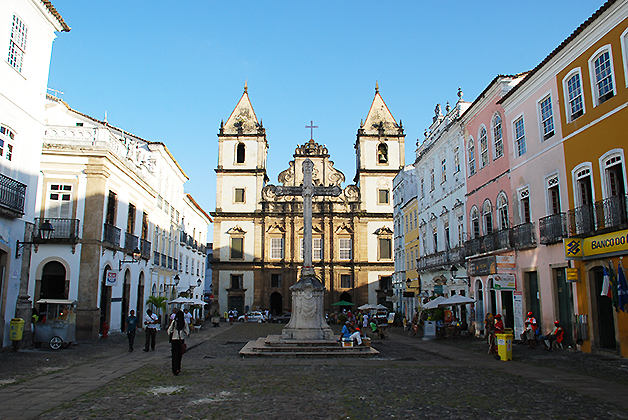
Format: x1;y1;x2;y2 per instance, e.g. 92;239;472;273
496;255;515;269
493;273;516;290
566;268;579;282
106;271;117;286
564;228;628;260
469;256;496;276
403;291;415;297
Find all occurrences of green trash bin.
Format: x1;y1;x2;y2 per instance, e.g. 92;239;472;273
10;318;25;341
496;332;513;361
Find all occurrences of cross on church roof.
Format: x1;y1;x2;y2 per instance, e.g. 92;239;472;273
305;120;318;140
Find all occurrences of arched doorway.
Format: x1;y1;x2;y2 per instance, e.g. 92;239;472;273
339;291;352;303
270;292;282;315
136;271;145;316
99;265;112;335
40;261;67;300
121;269;131;331
475;279;484;334
592;266;616;349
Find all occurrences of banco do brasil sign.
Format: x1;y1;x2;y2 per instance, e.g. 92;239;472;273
564;228;628;260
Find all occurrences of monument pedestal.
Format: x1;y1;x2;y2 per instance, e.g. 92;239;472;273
281;276;334;341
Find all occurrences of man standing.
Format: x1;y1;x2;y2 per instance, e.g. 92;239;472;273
183;308;194;332
126;310;139;352
143;309;158;351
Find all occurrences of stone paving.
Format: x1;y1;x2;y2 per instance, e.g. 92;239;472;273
1;322;628;419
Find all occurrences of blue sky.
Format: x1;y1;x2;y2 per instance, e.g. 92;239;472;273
47;1;604;239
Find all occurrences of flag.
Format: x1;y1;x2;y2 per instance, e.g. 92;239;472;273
617;261;628;313
609;263;620;312
601;266;612;297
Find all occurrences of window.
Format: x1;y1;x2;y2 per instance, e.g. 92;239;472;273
444;221;450;250
420;178;425;198
492;113;503;159
46;184;72;218
566;71;584;121
185;255;189;273
432;227;438;252
230;274;242;289
377;143;388;164
7;15;27;73
519;188;531;224
106;191;117;225
547;177;561;214
413;210;417;229
236;143;245;163
313;237;322;260
457;215;464;245
539;96;555;140
430;168;435;191
453;147;460;173
470;207;480;238
270;237;284;259
497;193;509;230
0;124;16;162
405;216;408;234
514;117;526;157
479;127;488;168
271;273;281;288
468;139;476;176
340;274;352;288
378;189;390;204
482;200;493;235
591;49;615;105
234;188;245;203
339;238;352;260
441;158;447;183
127;203;136;234
230;237;243;259
378;237;392;260
179;252;183;272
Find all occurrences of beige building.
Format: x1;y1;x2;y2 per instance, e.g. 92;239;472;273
212;84;404;315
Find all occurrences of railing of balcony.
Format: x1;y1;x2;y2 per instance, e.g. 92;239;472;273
567;204;595;237
103;223;121;247
186;236;193;248
417;247;465;272
140;238;151;258
180;231;187;245
124;232;139;252
465;229;511;256
34;218;80;242
193;241;198;251
511;222;536;249
539;213;567;245
594;194;628;232
0;173;26;216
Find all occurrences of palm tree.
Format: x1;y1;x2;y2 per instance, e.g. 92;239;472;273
146;295;168;324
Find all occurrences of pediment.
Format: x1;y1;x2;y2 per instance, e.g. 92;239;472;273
298;225;323;234
335;223;353;234
266;222;286;233
226;225;246;235
374;226;393;236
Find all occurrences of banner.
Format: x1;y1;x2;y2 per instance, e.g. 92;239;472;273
106;271;118;287
493;273;516;290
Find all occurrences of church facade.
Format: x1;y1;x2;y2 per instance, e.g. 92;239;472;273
212;85;404;315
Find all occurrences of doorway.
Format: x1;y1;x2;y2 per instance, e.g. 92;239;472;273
525;271;541;332
136;272;145;316
228;295;244;316
555;267;574;344
501;290;514;329
121;269;131;332
270;292;283;315
40;261;67;300
475;279;484;334
593;267;616;349
99;265;112;335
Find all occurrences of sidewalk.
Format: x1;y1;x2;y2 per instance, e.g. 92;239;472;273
0;323;231;420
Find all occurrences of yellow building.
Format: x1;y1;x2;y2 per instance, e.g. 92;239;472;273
556;1;628;357
404;197;420;299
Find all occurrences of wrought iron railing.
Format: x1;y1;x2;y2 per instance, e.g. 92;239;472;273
33;218;80;242
0;173;26;216
140;238;151;259
465;228;511;256
180;231;188;245
511;222;536;249
417;247;465;272
539;213;567;245
567;204;595;237
103;223;121;247
124;232;139;252
594;194;628;231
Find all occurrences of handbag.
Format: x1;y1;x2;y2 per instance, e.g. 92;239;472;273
180;341;187;355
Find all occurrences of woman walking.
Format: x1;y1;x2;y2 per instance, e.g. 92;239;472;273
167;309;189;376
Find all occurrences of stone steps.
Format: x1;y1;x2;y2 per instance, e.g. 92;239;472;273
239;335;380;358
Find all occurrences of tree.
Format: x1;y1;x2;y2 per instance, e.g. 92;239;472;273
146;295;168;324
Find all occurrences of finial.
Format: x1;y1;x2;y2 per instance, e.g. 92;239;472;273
457;87;463;99
220;120;224;128
104;111;108;123
244;80;248;93
375;81;379;94
424;129;428;138
360;119;364;128
446;102;451;113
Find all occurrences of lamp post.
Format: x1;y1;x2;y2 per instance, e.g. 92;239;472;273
15;219;54;258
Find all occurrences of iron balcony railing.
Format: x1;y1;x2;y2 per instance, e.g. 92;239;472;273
0;173;26;216
594;194;628;232
511;222;537;249
140;238;151;259
33;218;80;243
567;204;596;237
539;213;568;245
465;228;511;256
103;223;121;247
193;240;198;251
186;236;193;248
124;232;139;253
417;246;465;273
180;231;188;245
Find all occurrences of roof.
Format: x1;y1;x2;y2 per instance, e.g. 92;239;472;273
186;193;213;223
498;0;617;104
460;73;529;120
42;0;71;32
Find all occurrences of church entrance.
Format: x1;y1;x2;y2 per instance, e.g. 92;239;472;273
339;291;352;303
228;296;244;316
270;292;282;315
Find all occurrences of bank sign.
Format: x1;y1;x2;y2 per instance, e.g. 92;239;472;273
564;228;628;260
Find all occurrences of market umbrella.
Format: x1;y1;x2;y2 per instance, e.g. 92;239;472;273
374;304;388;310
189;298;207;306
331;300;355;306
358;303;377;310
422;296;447;310
169;297;195;304
437;295;476;307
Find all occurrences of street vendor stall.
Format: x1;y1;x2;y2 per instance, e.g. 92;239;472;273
34;299;77;350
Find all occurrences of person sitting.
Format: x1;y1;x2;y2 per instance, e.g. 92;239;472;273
341;320;362;346
539;321;564;351
494;314;504;334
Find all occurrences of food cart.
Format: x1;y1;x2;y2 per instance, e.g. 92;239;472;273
34;299;77;350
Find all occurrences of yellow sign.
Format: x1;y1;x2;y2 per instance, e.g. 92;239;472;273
565;229;628;259
566;268;578;282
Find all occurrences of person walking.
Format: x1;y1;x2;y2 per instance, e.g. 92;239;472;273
184;308;194;332
143;309;159;352
125;310;139;352
167;309;189;376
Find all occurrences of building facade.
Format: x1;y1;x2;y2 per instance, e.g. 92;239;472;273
212;85;402;316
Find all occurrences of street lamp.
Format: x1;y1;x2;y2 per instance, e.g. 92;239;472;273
450;264;470;285
119;247;141;271
197;278;203;288
16;219;54;258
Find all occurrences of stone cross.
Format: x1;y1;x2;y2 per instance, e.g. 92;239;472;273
305;121;318;140
273;158;341;277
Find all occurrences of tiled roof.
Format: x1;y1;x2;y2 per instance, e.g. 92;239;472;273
42;0;71;32
186;194;213;223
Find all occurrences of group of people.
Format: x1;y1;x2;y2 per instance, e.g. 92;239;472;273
484;311;564;352
124;307;192;376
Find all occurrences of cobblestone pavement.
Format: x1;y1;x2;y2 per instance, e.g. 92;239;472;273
1;322;628;419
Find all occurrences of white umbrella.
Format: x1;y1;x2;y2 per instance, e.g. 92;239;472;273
169;297;194;304
189;298;206;306
422;296;447;310
358;303;376;310
374;304;388;310
438;295;476;307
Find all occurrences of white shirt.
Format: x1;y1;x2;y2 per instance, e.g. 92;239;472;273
144;313;158;329
184;312;193;324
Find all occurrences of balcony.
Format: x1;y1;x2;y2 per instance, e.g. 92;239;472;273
161;253;167;267
168;256;173;269
539;213;567;245
174;258;178;271
0;173;26;218
567;194;628;237
124;232;139;253
567;204;595;237
465;229;511;256
103;223;121;247
153;251;160;265
180;231;188;245
140;238;151;259
417;247;465;273
511;222;537;249
33;218;80;244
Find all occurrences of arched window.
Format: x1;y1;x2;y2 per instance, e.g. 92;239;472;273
236;143;245;164
479;126;488;168
40;261;66;299
468;139;476;176
492;113;503;159
377;143;388;164
482;199;493;235
589;47;615;105
497;193;509;230
470;206;480;238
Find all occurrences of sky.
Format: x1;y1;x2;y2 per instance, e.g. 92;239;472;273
46;0;605;240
